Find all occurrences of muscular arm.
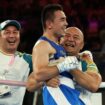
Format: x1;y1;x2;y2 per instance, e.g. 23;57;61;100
26;72;60;92
70;51;102;92
32;41;59;82
42;50;102;92
70;70;102;92
26;72;43;92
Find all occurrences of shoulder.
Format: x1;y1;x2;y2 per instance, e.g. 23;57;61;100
35;40;52;49
16;51;32;63
23;53;32;63
33;40;55;54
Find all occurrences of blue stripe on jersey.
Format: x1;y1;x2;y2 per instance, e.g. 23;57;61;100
43;84;85;105
39;36;73;79
43;87;57;105
39;36;85;105
39;36;66;59
60;85;84;105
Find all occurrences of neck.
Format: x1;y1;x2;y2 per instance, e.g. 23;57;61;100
67;52;80;59
43;31;59;44
0;49;16;56
66;52;77;56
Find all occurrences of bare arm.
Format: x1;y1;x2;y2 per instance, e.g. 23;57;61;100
70;51;102;92
26;72;60;92
26;72;44;92
33;41;59;82
70;70;102;92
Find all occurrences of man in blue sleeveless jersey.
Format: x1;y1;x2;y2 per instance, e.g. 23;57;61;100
32;4;85;105
45;27;102;105
0;20;41;105
28;25;102;105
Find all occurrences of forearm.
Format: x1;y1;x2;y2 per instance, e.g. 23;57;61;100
34;66;59;82
70;70;102;92
26;72;44;92
75;50;102;92
26;80;43;92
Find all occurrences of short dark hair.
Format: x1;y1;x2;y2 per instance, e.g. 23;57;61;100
41;4;63;30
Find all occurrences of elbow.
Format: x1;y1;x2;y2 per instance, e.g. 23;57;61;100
26;82;35;92
26;72;40;92
34;73;42;82
26;78;43;92
89;84;99;92
87;73;102;92
89;79;102;92
26;76;37;92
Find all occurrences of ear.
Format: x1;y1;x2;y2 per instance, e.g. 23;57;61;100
46;20;52;29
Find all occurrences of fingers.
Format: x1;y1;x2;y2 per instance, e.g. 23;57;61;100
46;76;60;88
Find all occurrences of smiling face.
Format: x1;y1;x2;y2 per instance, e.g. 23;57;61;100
61;27;84;56
0;26;20;54
46;10;68;38
52;10;68;37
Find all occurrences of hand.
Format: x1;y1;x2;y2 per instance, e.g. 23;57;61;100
26;72;43;92
46;76;60;88
79;50;93;63
57;56;79;73
79;51;98;72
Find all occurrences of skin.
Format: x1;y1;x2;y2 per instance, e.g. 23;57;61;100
61;27;102;92
26;72;44;92
27;27;102;93
61;27;84;56
0;25;43;91
0;26;20;54
33;10;68;82
26;9;68;91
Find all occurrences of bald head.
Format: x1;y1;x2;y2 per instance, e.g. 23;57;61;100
65;27;84;41
61;27;84;55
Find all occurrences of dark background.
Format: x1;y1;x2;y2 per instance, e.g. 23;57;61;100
1;0;105;105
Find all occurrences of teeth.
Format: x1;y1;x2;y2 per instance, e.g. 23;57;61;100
8;40;15;43
66;43;74;47
9;43;15;44
71;45;74;47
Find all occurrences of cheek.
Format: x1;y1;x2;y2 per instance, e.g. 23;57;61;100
1;38;7;44
76;42;83;49
17;39;20;45
76;41;82;45
64;46;72;52
16;35;20;40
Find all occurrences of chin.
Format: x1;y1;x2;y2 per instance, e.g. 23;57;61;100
9;47;17;51
66;48;74;52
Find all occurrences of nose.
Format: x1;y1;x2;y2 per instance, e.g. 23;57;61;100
9;32;15;37
65;20;68;27
68;36;74;41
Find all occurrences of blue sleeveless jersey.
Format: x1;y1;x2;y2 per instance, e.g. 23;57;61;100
39;36;85;105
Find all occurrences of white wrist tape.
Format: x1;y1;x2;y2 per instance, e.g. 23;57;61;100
57;56;79;73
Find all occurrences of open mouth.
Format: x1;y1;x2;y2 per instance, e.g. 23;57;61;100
65;43;75;47
7;40;16;45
